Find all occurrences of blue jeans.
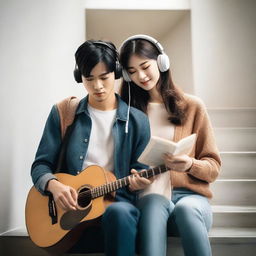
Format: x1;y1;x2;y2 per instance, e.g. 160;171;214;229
137;189;212;256
102;202;140;256
69;201;140;256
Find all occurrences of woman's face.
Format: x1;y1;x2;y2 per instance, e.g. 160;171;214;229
127;54;160;91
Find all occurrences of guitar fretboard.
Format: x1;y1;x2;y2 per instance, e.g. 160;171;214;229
91;164;167;198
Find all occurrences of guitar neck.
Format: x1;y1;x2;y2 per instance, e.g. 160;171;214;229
91;164;167;199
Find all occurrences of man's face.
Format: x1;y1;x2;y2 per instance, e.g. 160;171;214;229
82;62;116;109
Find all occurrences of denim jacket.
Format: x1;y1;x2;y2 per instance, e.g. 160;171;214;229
31;94;150;204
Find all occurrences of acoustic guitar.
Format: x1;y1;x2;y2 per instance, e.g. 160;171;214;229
25;164;167;252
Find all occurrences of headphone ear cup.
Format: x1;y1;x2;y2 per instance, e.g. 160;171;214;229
157;53;170;72
74;68;82;83
115;61;122;79
122;70;131;82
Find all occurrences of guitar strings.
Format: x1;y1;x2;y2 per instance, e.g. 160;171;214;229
77;167;166;202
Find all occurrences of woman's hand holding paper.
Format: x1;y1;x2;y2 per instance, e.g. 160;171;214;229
164;153;193;172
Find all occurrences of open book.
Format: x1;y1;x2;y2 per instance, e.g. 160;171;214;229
138;134;197;167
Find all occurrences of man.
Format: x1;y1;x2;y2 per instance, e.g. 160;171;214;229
30;40;151;256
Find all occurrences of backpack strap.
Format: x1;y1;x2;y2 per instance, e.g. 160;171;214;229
56;96;80;139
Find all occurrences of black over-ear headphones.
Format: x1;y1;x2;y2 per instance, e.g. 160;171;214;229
74;41;122;83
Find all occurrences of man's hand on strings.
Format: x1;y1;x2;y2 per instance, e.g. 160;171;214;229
128;169;153;191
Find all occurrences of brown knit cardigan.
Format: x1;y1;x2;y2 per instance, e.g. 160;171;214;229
171;94;221;198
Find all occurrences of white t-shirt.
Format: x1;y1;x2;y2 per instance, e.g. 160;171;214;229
82;105;117;172
140;103;174;200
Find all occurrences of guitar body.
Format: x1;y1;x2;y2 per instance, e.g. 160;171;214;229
25;165;116;251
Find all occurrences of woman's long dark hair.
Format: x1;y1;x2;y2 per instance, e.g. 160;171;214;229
120;39;186;125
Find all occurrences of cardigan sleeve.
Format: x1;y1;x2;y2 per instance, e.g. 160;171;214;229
187;99;221;183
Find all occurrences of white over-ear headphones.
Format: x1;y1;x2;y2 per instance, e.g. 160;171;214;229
119;34;170;82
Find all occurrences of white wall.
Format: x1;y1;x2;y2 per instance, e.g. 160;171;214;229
0;0;85;234
161;12;194;94
191;0;256;108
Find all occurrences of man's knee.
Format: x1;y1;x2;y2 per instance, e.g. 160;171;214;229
103;202;140;225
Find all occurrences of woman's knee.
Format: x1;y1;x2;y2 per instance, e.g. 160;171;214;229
174;196;212;230
175;200;200;217
137;194;173;214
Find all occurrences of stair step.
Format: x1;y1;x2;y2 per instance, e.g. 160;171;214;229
212;205;256;213
208;108;256;128
212;212;256;228
214;127;256;151
219;151;256;179
210;179;256;206
209;227;256;239
167;227;256;256
1;227;256;256
212;205;256;228
2;235;255;256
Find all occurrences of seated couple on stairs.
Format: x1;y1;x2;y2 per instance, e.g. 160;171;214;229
28;35;221;256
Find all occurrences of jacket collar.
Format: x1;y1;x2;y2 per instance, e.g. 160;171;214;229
76;94;128;121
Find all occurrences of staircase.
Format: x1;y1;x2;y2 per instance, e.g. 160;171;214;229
167;108;256;255
208;108;256;256
1;108;256;256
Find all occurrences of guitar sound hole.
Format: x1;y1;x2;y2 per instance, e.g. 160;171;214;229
77;186;92;209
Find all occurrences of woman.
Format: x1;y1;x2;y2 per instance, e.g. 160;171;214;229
119;35;221;256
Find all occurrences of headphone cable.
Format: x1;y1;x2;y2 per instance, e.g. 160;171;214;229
125;82;131;134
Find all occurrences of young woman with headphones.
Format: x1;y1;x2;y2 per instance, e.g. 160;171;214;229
119;35;221;256
31;39;151;255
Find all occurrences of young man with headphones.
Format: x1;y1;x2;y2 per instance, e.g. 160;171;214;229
30;40;152;255
119;35;221;256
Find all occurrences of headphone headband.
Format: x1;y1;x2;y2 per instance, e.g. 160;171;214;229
93;41;119;56
119;34;165;54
